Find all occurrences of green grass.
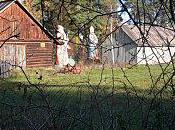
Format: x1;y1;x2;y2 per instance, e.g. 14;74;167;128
3;64;170;86
0;64;174;129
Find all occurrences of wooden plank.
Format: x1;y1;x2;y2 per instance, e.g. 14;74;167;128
27;59;52;62
27;63;53;67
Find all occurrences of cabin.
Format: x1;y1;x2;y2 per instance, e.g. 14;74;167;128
0;0;56;68
102;25;175;65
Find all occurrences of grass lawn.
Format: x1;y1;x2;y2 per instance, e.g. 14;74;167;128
0;64;174;129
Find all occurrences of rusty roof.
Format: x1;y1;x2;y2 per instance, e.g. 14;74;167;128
121;25;175;47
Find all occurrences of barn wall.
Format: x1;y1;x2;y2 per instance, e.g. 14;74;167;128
0;41;53;68
26;42;53;67
101;38;114;64
0;2;54;68
137;47;175;64
114;28;137;64
0;2;50;41
102;29;137;65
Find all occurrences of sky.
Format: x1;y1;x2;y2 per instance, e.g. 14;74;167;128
18;0;24;3
117;1;131;24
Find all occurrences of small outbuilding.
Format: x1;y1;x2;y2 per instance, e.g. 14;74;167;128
102;25;175;65
0;0;56;68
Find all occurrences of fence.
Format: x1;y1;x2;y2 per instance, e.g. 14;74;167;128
0;61;11;78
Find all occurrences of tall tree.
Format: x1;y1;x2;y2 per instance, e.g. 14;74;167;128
24;0;118;38
122;0;173;26
23;0;42;21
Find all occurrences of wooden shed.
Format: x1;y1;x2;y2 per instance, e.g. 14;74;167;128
0;0;56;68
102;25;175;65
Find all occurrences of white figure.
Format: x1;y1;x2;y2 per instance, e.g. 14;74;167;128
56;25;69;67
88;26;98;59
79;33;84;42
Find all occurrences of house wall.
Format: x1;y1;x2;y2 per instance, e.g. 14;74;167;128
102;29;137;65
101;37;114;64
102;28;175;65
0;2;53;68
114;28;137;64
137;47;175;64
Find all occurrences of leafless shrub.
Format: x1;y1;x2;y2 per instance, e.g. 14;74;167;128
1;0;175;129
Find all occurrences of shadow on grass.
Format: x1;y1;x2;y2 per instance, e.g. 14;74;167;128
0;80;175;130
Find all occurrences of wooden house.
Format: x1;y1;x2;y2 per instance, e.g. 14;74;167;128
102;25;175;65
0;0;56;68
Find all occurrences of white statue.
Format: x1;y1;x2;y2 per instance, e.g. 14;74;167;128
56;25;69;67
88;26;98;59
79;33;84;42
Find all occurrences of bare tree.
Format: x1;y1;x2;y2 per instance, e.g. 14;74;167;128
1;0;175;129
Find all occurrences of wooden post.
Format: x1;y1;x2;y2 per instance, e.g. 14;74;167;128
110;5;115;64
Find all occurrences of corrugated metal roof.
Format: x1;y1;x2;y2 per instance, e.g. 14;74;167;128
121;25;175;47
0;0;14;13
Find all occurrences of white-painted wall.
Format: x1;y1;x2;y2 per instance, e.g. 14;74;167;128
137;47;175;64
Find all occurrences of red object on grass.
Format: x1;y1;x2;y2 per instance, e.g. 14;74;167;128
72;66;81;74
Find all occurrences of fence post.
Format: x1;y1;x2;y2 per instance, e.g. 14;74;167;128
0;60;11;78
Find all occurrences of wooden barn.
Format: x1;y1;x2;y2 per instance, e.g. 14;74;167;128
0;0;56;68
102;25;175;65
